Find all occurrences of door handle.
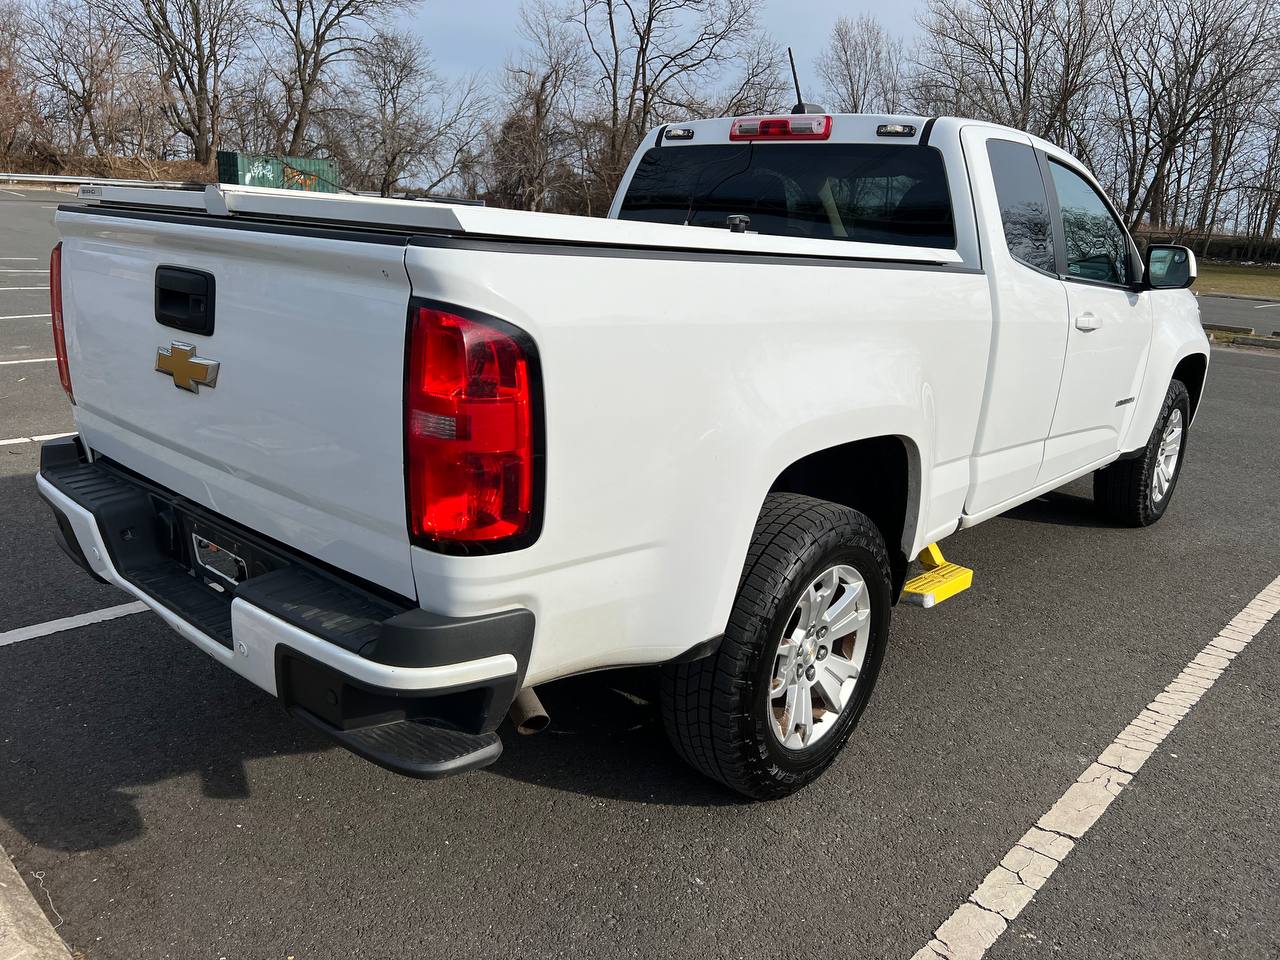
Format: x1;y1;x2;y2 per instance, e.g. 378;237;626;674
155;266;215;336
1074;312;1099;332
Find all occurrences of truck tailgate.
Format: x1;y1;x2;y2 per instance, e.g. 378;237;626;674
56;210;417;599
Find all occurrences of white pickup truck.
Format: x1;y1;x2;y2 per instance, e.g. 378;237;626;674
39;113;1208;799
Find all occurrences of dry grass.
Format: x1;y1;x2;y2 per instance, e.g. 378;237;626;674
1197;262;1280;299
1;157;212;183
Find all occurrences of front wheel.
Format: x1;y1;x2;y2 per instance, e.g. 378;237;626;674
659;493;892;800
1094;379;1191;526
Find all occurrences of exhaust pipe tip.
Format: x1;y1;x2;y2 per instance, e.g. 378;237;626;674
509;687;549;735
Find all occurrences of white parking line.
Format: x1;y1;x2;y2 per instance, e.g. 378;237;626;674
0;269;44;273
910;573;1280;960
0;357;55;365
1254;302;1279;309
0;431;74;447
0;287;49;292
0;258;38;261
0;602;150;648
0;314;51;320
0;189;24;198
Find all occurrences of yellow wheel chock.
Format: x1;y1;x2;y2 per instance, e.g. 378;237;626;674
900;542;973;608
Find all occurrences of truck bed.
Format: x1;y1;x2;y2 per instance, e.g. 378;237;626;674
77;182;968;266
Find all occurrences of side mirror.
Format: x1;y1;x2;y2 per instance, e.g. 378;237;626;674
1144;244;1197;290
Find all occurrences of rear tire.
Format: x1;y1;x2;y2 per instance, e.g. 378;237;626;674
1094;379;1191;526
660;493;892;800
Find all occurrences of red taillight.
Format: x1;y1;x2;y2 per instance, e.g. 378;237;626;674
729;115;833;141
405;304;539;548
49;242;73;404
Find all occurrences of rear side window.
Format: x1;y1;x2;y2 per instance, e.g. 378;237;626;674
986;139;1055;273
1048;160;1131;286
618;143;956;249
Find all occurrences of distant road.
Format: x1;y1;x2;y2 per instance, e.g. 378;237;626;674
1200;293;1280;334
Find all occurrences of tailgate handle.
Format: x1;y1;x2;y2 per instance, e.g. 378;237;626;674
155;266;215;336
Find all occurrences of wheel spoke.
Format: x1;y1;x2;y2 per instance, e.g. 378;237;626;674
825;601;869;642
825;654;860;686
794;590;816;633
789;684;814;747
771;640;799;698
810;568;839;623
821;587;854;629
813;657;857;713
779;682;801;745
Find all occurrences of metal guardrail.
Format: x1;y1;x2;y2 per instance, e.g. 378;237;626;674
0;172;200;189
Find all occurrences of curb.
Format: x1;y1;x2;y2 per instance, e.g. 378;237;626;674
0;847;72;960
1232;335;1280;351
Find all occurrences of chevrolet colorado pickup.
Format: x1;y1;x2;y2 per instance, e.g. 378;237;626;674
38;113;1209;799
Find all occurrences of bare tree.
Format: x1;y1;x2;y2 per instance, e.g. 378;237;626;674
0;0;43;164
111;0;252;164
24;0;132;158
319;30;486;196
912;0;1104;144
1098;0;1280;228
221;61;290;154
485;1;586;211
261;0;414;156
815;14;905;114
700;33;787;117
568;0;769;210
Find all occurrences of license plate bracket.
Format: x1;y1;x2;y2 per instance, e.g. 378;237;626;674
184;517;259;590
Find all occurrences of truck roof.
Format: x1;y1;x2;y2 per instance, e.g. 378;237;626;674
647;112;936;146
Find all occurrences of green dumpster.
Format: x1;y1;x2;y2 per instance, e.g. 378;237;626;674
216;152;340;193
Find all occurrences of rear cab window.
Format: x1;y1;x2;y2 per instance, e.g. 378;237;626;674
617;142;956;250
985;139;1055;273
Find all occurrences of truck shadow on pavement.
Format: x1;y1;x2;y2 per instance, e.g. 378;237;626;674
0;625;733;854
1004;489;1107;528
489;668;741;807
0;621;333;852
0;477;738;854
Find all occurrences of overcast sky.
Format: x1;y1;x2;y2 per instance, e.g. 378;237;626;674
402;0;923;95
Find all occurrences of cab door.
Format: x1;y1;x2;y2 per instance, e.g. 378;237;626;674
963;130;1070;515
1037;157;1153;482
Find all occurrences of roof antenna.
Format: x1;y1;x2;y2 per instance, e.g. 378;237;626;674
788;47;824;115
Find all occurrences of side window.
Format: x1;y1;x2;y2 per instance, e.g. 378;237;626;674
1048;160;1130;286
986;139;1055;273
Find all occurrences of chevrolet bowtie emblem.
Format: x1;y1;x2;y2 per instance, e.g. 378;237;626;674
155;341;219;393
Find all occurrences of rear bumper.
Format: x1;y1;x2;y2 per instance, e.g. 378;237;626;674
37;436;533;777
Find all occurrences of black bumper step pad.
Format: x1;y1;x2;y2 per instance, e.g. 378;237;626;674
235;567;403;655
290;707;503;779
130;562;235;647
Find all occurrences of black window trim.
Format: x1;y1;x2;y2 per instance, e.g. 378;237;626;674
1038;151;1139;292
985;135;1059;280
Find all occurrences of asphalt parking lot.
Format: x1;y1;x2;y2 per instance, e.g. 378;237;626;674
1;189;1278;960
